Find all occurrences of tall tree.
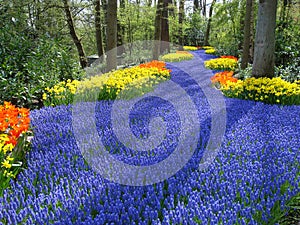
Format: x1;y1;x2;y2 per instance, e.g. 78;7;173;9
106;0;117;71
117;0;126;56
147;0;153;7
178;0;185;50
160;0;171;54
202;0;206;17
63;0;87;68
249;4;255;63
101;0;108;52
252;0;278;78
94;0;104;59
194;0;199;12
241;0;253;69
279;0;292;27
204;0;216;46
153;0;163;60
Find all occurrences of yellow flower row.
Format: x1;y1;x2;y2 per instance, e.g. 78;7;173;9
43;79;80;106
161;51;194;62
202;46;214;50
221;77;300;105
204;58;237;71
183;46;198;51
78;66;170;97
43;63;171;106
205;48;216;54
43;79;80;98
0;134;15;178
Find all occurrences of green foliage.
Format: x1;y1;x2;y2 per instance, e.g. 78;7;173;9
276;57;300;83
209;1;245;56
184;13;206;46
275;19;300;68
278;192;300;225
118;2;155;43
235;64;253;80
0;25;83;109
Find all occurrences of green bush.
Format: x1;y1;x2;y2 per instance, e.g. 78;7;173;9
276;57;300;83
275;20;300;68
0;25;83;109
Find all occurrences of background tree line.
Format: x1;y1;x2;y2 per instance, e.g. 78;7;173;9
0;0;299;108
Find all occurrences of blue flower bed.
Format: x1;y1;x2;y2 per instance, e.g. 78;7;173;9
0;51;299;224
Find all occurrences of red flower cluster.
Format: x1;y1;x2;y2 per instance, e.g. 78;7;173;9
220;55;238;61
0;102;30;146
139;60;171;72
175;50;192;54
210;71;238;86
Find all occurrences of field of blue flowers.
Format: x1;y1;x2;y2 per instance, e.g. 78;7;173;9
0;51;299;225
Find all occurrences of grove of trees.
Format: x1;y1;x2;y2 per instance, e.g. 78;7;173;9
0;0;299;108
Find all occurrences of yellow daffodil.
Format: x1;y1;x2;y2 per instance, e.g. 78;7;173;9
1;160;12;169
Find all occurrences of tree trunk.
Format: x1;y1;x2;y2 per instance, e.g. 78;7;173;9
238;1;246;50
194;0;199;12
147;0;152;7
199;0;203;14
241;0;253;69
63;0;87;69
279;0;291;27
203;0;216;46
252;0;278;78
101;0;108;52
202;0;206;17
94;0;104;60
178;0;185;50
160;0;170;54
117;20;125;56
106;0;117;71
249;2;255;63
153;0;163;60
117;0;125;55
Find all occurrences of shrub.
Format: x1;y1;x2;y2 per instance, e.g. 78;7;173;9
0;25;83;109
221;77;300;105
276;57;300;83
